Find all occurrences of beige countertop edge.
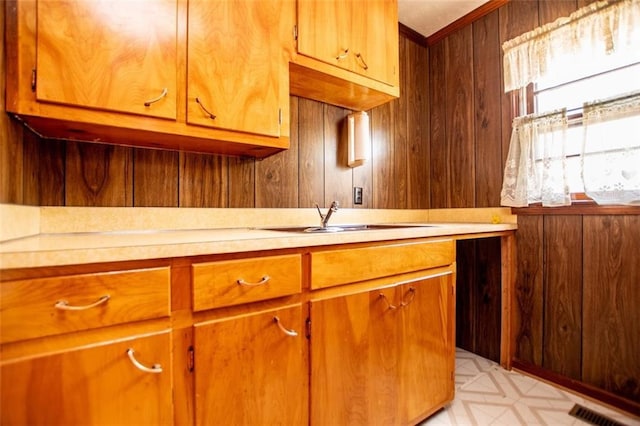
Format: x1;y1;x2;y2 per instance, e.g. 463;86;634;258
0;223;517;270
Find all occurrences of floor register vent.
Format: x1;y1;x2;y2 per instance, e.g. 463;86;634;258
568;404;627;426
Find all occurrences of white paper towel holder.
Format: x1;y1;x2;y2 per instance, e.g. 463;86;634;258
347;111;370;168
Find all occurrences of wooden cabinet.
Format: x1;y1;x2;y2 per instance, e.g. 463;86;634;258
310;273;455;425
291;0;400;110
308;238;456;425
193;305;306;425
1;331;173;426
187;0;283;137
5;0;293;158
0;263;173;425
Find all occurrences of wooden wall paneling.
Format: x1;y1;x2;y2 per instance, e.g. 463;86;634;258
405;37;430;209
22;134;65;206
444;26;475;208
429;41;448;208
456;240;476;353
228;157;255;208
133;148;179;207
473;10;503;207
392;37;408;209
543;215;582;380
65;141;133;207
179;152;228;207
298;98;325;207
371;102;395;209
514;215;544;365
498;0;539;165
538;0;578;26
583;216;640;402
323;104;352;208
474;237;502;362
255;97;299;208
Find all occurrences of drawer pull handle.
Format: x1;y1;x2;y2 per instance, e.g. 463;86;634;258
355;52;369;70
400;287;416;307
54;295;110;311
237;276;270;286
379;293;398;310
195;97;216;119
273;316;298;337
126;348;163;374
336;48;349;61
143;87;168;106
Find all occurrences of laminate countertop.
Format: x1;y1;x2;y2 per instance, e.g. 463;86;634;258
0;205;517;269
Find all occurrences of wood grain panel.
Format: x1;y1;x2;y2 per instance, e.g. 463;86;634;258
473;11;502;207
583;216;640;402
475;237;502;362
406;37;430;209
323;104;352;207
456;240;476;353
429;41;448;208
543;215;582;380
371;102;395;208
298;98;325;207
392;38;408;209
228;157;255;208
445;25;475;208
499;0;539;164
538;0;578;25
256;97;299;208
22;133;65;206
133;148;178;207
514;215;544;365
179;152;228;207
65;141;132;207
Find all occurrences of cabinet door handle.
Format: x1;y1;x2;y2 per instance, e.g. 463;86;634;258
143;88;168;106
355;53;368;70
336;48;349;61
195;97;217;119
126;348;163;373
400;287;416;307
237;275;270;286
379;292;398;310
54;294;110;311
273;316;298;337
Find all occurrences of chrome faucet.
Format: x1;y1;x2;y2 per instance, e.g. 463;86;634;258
315;201;339;228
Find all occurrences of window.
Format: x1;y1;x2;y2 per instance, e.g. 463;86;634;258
500;0;640;207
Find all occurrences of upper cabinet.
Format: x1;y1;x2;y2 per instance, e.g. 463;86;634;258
291;0;400;111
35;0;177;120
187;0;282;137
5;0;293;158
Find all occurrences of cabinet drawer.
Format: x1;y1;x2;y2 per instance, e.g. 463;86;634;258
0;267;171;344
310;239;455;289
192;254;301;311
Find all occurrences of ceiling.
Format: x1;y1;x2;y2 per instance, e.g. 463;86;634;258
397;0;489;37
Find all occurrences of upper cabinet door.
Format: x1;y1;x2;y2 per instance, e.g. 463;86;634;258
36;0;177;119
352;0;399;86
187;0;281;137
296;0;353;70
297;0;398;87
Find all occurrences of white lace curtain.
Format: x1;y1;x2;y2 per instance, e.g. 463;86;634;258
503;0;640;92
500;0;640;207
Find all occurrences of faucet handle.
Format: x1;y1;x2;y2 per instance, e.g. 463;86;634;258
315;203;324;219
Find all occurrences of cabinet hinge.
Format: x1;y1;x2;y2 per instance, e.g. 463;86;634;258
305;317;311;339
188;345;195;372
31;68;37;92
293;25;298;41
278;108;282;126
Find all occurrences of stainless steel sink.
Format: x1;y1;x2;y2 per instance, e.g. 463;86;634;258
259;224;434;233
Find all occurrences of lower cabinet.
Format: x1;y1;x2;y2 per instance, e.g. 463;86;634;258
193;304;306;425
310;273;455;425
0;330;173;425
